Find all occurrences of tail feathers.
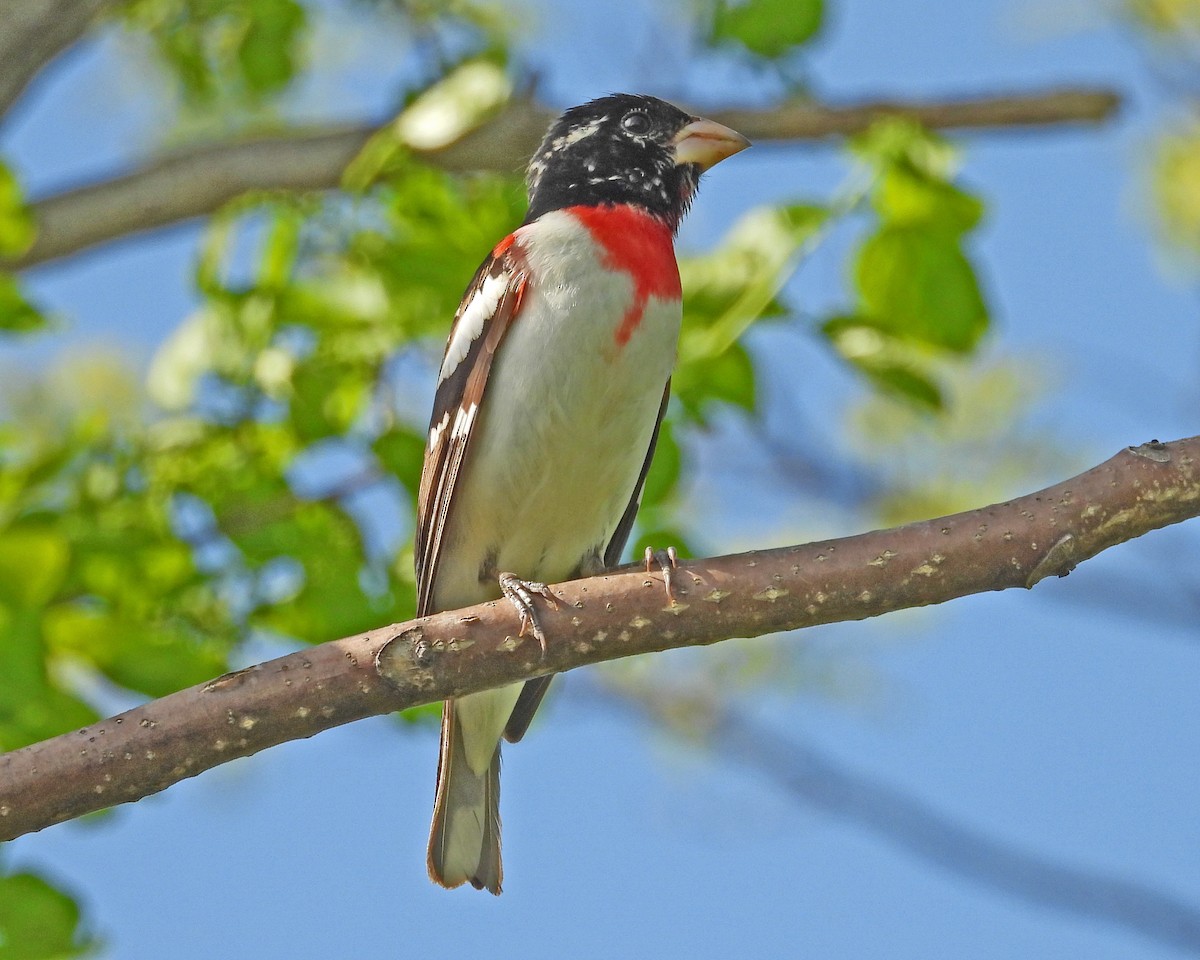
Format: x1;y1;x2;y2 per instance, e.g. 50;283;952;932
428;703;503;894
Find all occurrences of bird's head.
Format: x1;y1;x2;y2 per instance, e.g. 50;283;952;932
525;93;750;231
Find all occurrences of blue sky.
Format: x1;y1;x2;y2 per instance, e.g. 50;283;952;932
4;0;1199;957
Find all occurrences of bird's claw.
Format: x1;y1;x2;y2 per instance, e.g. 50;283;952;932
644;545;679;605
498;572;558;655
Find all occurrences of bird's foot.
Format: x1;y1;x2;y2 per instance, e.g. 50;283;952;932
497;572;558;655
644;545;679;605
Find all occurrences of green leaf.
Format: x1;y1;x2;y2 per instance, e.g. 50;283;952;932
124;0;307;105
0;871;90;960
0;163;34;258
0;275;46;334
875;168;984;234
249;502;394;643
854;224;988;352
679;204;826;363
852;118;959;180
0;609;98;751
43;606;226;698
237;0;304;94
711;0;823;58
860;362;944;411
398;702;441;726
0;527;69;609
373;427;427;492
673;342;756;424
821;315;945;412
289;359;369;442
641;418;681;508
257;205;302;290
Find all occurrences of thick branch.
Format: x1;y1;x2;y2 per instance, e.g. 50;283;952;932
7;87;1119;270
0;0;118;119
1;436;1196;841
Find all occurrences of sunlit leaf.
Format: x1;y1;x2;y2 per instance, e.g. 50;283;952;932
345;59;513;190
875;167;984;235
710;0;824;58
0;527;69;609
852;118;960;181
855;224;988;352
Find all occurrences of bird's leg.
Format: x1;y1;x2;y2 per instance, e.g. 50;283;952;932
644;545;679;605
497;572;559;655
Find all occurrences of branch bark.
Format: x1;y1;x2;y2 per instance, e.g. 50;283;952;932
0;0;118;120
1;436;1195;842
7;87;1120;270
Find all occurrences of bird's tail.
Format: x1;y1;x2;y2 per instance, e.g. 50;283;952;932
427;700;503;894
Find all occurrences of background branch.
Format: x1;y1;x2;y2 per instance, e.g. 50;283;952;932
0;436;1194;842
6;87;1119;270
590;680;1200;956
0;0;118;120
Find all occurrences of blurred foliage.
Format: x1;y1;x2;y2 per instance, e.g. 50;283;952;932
120;0;308;106
0;869;93;960
1119;0;1200;264
708;0;825;59
845;359;1071;526
1149;120;1200;261
819;120;990;411
0;162;42;335
1125;0;1200;34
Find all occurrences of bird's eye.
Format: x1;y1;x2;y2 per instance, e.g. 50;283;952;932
621;111;650;135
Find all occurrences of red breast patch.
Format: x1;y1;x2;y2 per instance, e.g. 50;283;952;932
567;205;682;347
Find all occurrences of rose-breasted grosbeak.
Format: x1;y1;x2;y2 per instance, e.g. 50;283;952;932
418;93;749;893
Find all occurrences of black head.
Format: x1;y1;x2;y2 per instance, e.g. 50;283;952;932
524;93;749;231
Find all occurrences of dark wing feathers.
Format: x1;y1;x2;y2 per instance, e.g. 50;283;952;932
603;378;671;569
416;248;527;618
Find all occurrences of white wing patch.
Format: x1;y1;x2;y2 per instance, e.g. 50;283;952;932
451;402;478;441
428;410;450;450
439;272;508;383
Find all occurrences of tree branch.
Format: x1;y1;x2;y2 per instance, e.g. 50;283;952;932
592;681;1200;955
0;0;118;120
1;436;1195;842
6;87;1120;270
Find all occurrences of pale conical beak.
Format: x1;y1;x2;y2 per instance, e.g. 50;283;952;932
672;118;751;171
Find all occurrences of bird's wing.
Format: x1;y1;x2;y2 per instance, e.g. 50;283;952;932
502;379;672;744
602;378;672;569
416;245;528;618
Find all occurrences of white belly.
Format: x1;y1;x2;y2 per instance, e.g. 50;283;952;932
432;221;680;612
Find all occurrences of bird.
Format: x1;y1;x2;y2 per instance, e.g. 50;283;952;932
417;93;749;893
